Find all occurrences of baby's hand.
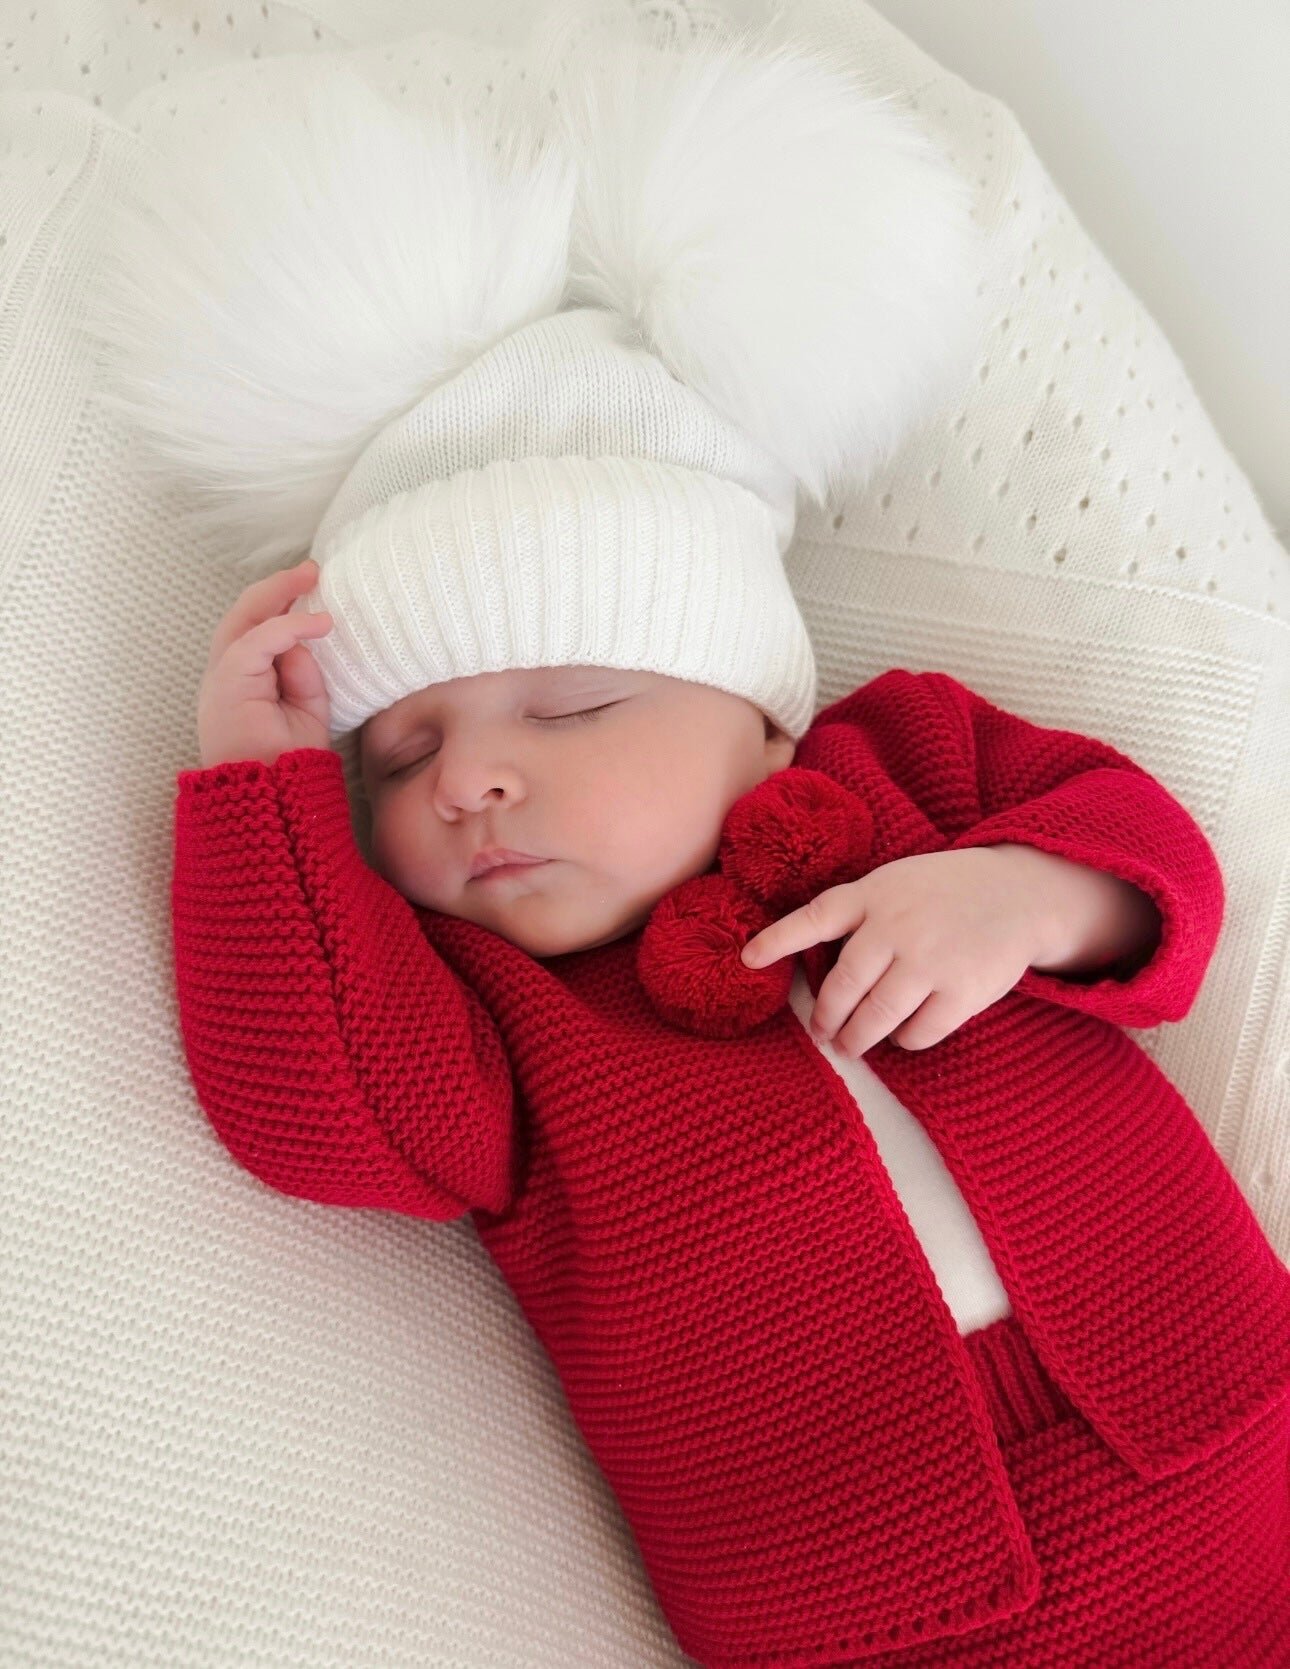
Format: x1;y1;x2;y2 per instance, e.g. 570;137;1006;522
740;847;1050;1057
196;558;334;769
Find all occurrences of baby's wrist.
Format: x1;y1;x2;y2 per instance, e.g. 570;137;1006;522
988;842;1158;978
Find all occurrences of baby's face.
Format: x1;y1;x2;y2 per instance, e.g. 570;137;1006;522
358;665;797;958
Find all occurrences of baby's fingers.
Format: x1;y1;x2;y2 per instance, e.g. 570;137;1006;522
741;882;863;967
808;929;898;1044
222;608;333;691
826;961;932;1058
206;557;320;671
878;970;1025;1053
879;990;971;1053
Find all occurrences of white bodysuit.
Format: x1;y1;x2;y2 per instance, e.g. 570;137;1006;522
788;966;1012;1334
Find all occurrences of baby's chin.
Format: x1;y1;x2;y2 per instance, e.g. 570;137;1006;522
500;907;653;960
449;886;656;960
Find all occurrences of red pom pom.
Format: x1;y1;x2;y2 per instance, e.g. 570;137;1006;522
719;768;874;914
637;873;791;1038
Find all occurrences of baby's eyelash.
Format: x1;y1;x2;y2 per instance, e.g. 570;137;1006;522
542;703;616;726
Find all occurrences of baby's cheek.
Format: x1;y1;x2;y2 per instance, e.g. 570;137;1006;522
371;808;423;889
565;777;631;847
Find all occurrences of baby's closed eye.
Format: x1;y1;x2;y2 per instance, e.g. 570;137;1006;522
383;702;623;777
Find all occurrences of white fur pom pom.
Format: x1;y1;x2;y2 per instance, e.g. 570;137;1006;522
546;23;984;508
79;64;576;578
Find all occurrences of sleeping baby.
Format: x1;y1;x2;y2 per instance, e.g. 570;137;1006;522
92;21;1290;1666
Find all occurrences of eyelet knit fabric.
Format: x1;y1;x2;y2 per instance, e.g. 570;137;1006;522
172;668;1290;1665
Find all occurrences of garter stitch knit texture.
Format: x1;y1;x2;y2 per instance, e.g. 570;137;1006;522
171;668;1290;1666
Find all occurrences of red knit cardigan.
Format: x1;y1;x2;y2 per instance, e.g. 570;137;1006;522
171;668;1290;1667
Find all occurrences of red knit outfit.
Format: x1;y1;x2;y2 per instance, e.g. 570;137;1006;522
172;668;1290;1667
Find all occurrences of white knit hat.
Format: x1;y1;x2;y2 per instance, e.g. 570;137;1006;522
83;10;982;744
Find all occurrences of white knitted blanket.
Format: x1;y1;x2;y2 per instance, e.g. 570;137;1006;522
3;2;1287;1664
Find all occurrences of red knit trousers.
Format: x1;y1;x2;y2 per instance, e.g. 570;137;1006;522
859;1315;1290;1667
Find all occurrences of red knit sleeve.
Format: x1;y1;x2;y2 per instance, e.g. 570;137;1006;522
172;746;516;1220
914;670;1224;1027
